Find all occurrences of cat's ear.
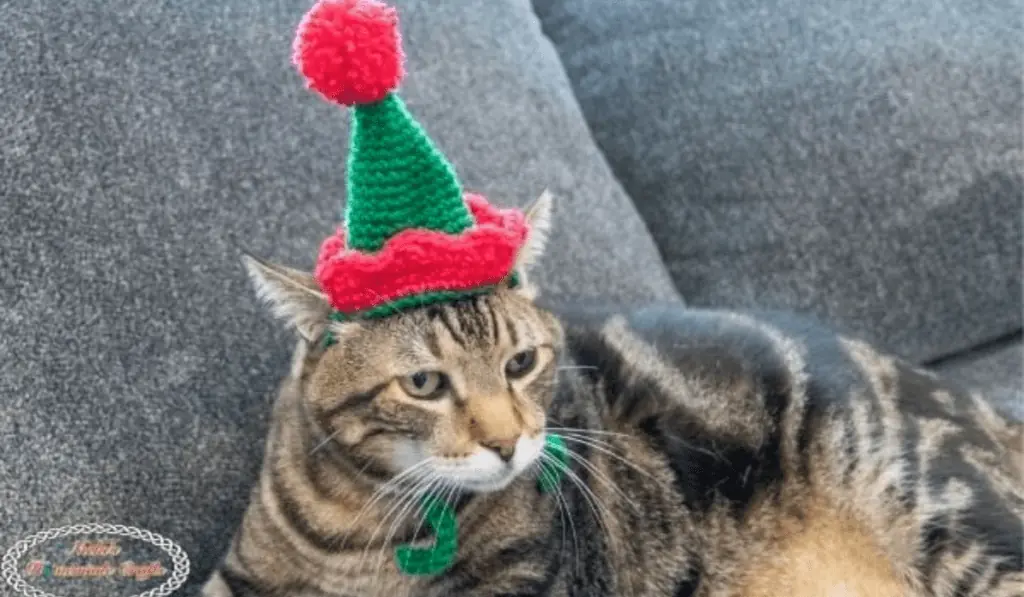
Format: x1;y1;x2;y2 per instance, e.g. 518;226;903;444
516;189;553;271
242;255;333;343
507;190;553;298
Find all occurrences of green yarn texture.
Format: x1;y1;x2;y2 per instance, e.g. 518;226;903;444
536;434;569;494
347;93;473;252
394;434;569;577
395;493;458;576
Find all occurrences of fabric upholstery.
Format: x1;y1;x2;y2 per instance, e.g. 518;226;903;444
0;0;679;592
534;0;1023;363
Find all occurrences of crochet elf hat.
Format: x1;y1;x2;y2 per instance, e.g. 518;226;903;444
292;0;529;320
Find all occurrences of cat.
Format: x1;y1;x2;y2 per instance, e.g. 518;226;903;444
202;193;1023;597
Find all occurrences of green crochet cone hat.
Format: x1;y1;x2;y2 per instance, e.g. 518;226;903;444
293;0;529;319
345;95;472;252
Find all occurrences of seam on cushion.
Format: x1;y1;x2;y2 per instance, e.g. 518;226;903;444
925;329;1024;368
528;3;700;57
546;25;700;57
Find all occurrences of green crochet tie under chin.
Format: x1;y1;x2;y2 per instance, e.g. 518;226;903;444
395;434;569;576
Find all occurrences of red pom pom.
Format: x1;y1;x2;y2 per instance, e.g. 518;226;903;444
293;0;405;106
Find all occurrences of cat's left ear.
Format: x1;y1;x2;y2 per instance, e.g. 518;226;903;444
507;190;554;298
242;254;334;343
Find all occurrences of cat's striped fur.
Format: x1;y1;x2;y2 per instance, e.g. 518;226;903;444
206;199;1023;597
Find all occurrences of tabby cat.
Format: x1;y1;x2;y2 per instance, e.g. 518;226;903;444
203;195;1023;597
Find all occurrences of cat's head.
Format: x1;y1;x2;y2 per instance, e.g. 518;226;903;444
244;192;561;493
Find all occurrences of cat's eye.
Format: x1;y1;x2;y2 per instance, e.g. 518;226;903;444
505;348;537;379
399;371;448;399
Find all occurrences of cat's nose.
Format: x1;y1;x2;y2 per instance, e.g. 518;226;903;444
481;437;518;463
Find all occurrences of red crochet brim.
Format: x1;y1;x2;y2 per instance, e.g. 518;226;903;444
315;193;528;315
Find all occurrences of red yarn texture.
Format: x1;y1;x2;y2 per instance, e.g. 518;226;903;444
293;0;405;106
316;194;529;314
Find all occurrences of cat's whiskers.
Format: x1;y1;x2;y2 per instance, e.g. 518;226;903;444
359;481;427;576
561;448;640;512
384;474;474;579
405;477;445;552
549;428;653;467
358;477;423;561
538;451;617;554
541;465;567;553
373;474;445;579
358;467;436;573
537;460;581;575
553;432;671;490
546;425;632;439
557;425;724;477
552;443;641;597
308;427;344;456
338;458;434;549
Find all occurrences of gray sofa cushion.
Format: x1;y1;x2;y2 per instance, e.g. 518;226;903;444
0;0;678;591
535;0;1023;363
934;338;1023;420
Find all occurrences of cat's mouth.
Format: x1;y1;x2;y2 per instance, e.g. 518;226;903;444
438;434;546;493
392;434;547;494
457;473;518;493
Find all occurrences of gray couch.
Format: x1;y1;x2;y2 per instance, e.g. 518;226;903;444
1;0;1019;594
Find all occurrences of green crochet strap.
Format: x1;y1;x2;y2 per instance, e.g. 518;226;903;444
394;434;569;577
395;493;458;576
536;434;569;494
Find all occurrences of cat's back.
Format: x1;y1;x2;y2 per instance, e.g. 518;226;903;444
558;302;1020;459
559;303;917;415
554;304;1023;596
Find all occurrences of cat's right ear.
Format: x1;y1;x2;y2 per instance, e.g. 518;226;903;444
516;189;554;273
505;189;554;299
242;255;333;343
